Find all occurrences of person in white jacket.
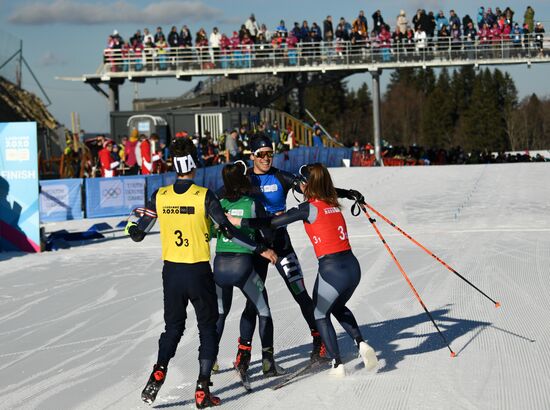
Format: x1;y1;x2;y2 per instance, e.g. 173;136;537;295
397;10;408;35
245;14;260;42
414;25;427;55
209;27;222;63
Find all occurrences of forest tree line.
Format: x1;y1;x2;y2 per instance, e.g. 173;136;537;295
282;67;550;152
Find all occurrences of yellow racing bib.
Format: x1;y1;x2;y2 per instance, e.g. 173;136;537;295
156;184;211;263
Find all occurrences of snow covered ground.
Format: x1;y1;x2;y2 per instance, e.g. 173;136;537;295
1;163;549;410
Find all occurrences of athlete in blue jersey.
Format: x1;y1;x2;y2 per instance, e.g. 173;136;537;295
230;134;362;367
218;136;322;369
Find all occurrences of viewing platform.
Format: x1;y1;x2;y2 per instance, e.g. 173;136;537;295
58;36;550;164
61;37;550;84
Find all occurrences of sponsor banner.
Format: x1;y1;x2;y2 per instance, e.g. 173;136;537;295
39;178;83;222
85;175;146;218
0;122;40;252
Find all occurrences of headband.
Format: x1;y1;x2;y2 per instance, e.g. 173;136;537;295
234;160;248;175
173;155;197;174
298;164;310;182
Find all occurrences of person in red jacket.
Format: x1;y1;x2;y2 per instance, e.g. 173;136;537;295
139;135;160;175
99;140;120;177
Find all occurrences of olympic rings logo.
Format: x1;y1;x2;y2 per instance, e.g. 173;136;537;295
103;187;121;198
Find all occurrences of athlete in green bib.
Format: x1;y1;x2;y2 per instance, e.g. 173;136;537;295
213;161;285;381
216;196;256;254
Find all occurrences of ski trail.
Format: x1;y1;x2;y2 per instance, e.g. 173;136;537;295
1;164;550;409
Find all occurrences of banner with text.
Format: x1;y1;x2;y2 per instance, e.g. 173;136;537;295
0;122;40;252
39;178;83;222
85;175;146;218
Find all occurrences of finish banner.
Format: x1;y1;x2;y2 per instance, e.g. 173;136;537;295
0;122;40;252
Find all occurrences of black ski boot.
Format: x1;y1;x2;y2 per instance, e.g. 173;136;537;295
310;331;327;362
141;364;167;404
234;338;252;372
262;347;287;377
195;379;221;409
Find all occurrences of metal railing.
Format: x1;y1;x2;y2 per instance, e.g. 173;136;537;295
262;108;343;148
99;35;549;77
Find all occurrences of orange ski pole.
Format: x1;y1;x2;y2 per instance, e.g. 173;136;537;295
359;203;456;357
362;202;500;308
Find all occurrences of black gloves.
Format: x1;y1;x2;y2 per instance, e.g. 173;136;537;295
347;189;365;204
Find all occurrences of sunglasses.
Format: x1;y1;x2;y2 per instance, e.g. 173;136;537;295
254;151;274;159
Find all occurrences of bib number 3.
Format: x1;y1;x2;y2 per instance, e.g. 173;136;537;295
337;225;347;240
174;230;189;247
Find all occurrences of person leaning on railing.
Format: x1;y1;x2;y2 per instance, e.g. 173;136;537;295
414;25;427;56
450;23;462;51
155;34;168;70
229;31;242;68
220;34;231;69
131;39;144;71
195;28;209;66
121;41;131;71
404;27;415;55
534;22;545;56
241;33;253;68
167;26;179;68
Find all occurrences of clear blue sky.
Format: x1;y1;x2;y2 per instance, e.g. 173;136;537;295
2;0;550;133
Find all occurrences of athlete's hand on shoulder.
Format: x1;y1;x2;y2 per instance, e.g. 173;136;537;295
261;248;278;264
225;213;242;227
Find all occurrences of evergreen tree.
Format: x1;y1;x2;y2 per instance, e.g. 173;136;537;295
304;79;348;129
451;66;476;117
459;69;505;151
342;82;372;145
415;67;436;95
421;68;454;147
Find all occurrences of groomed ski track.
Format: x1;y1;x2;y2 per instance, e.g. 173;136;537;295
1;163;549;409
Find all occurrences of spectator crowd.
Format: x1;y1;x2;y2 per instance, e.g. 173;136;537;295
104;6;546;71
60;118;547;180
64;119;306;178
351;141;549;166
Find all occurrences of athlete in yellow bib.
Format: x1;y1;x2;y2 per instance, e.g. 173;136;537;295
126;137;276;408
156;183;210;263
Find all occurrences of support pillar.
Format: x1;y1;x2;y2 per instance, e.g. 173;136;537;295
370;70;383;166
108;82;120;112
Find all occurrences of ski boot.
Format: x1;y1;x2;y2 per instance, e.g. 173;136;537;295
310;331;328;362
234;338;252;372
358;341;378;371
262;347;287;377
211;359;219;373
195;379;221;409
328;358;346;377
141;364;167;404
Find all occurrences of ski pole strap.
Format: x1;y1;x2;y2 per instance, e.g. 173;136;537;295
291;177;303;203
351;201;376;221
351;201;362;217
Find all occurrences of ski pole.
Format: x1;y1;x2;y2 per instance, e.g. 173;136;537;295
359;203;456;357
361;201;500;308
